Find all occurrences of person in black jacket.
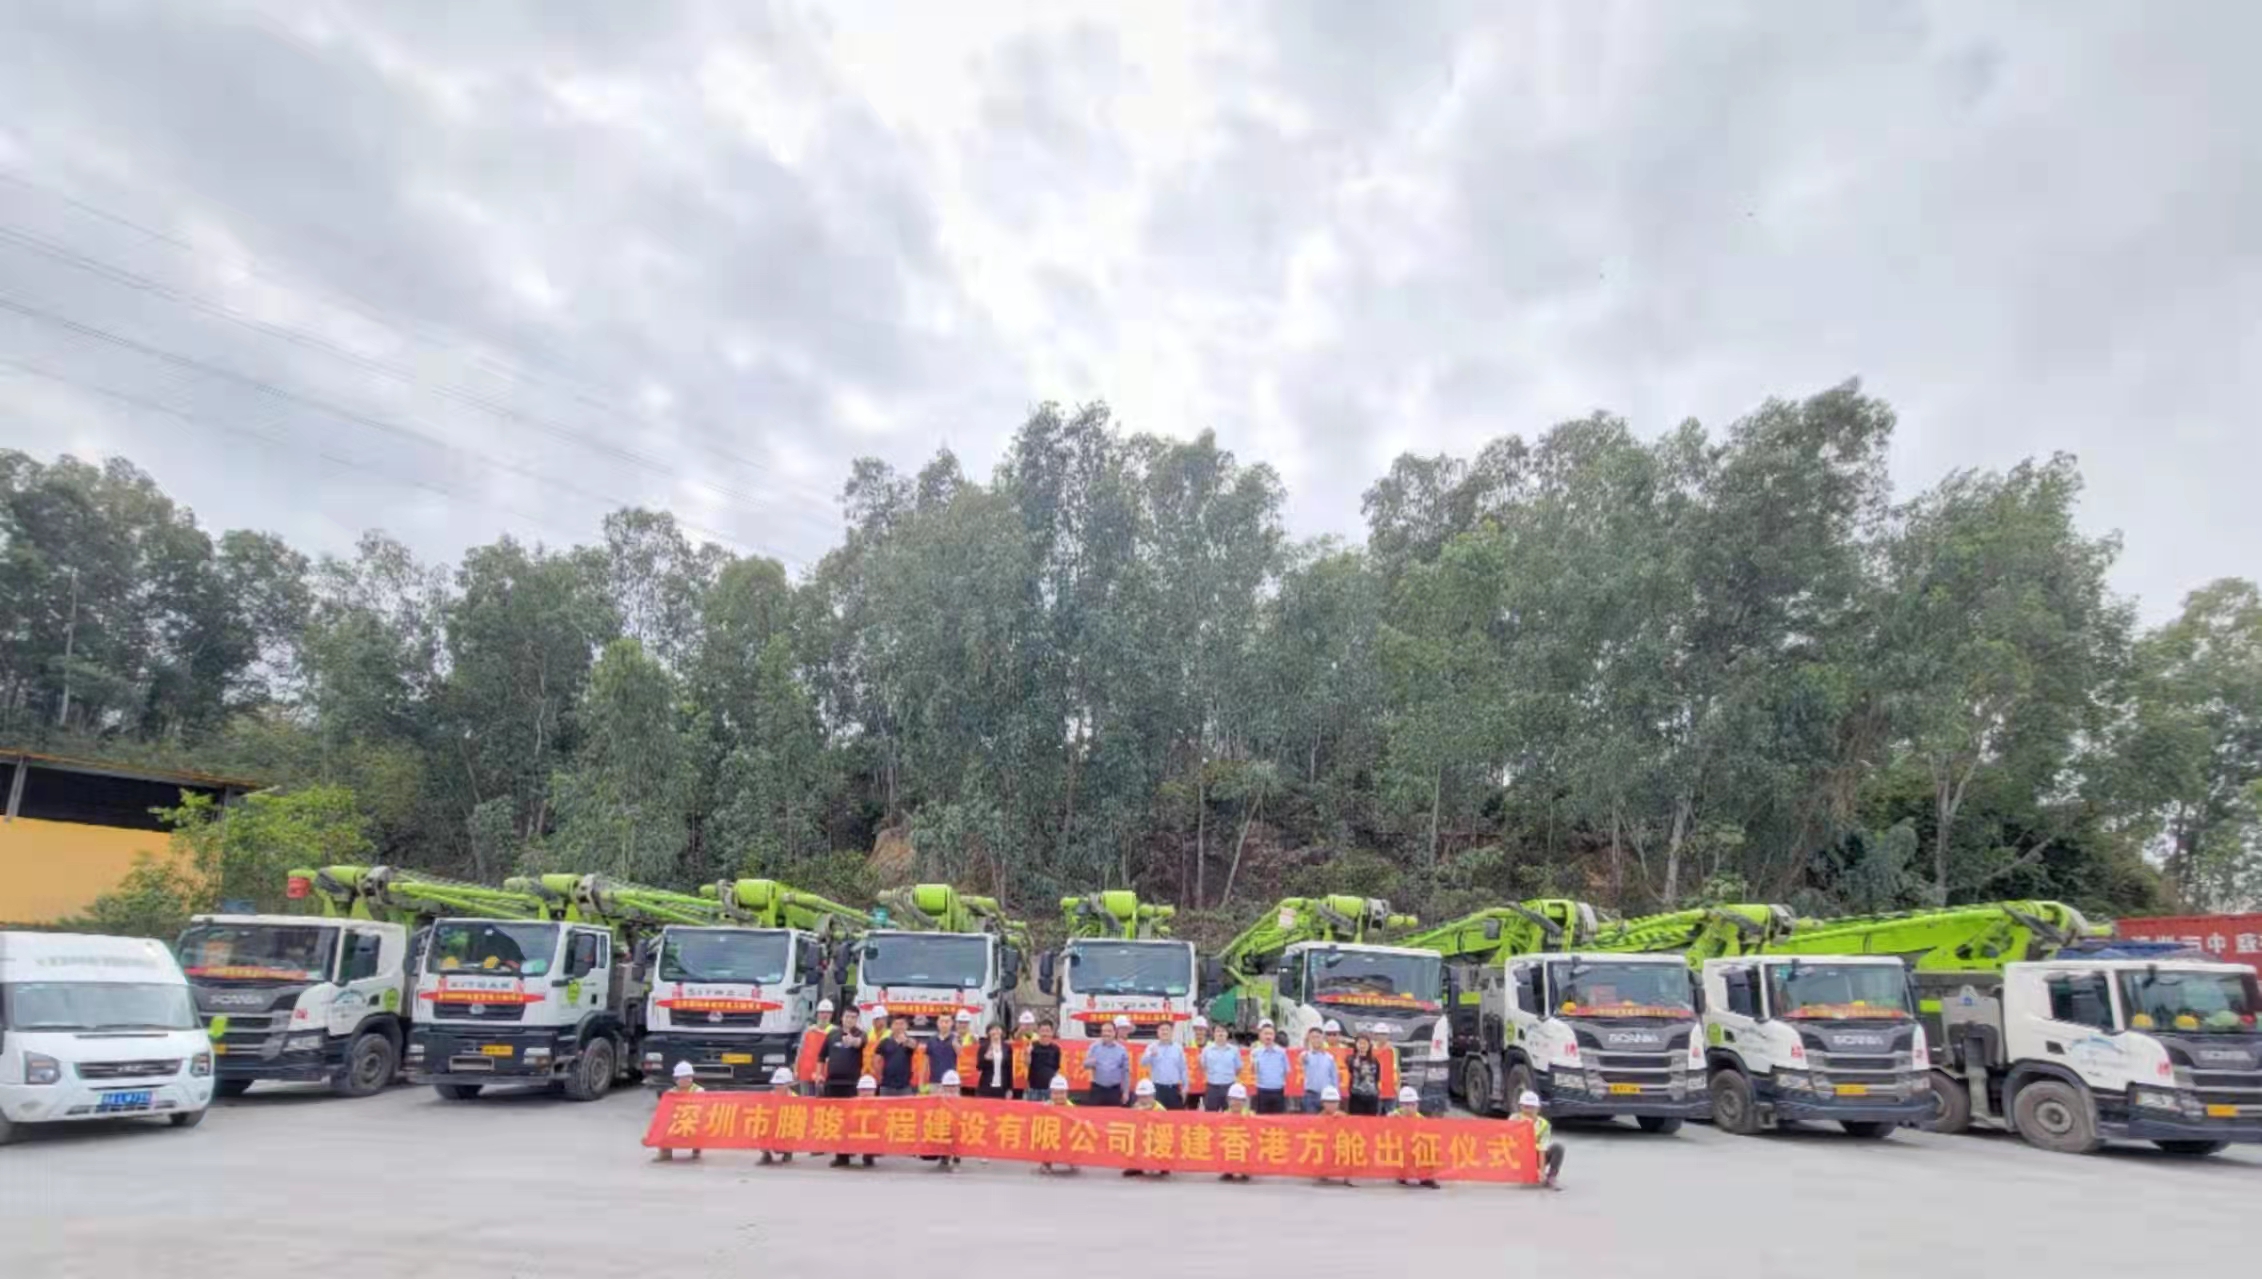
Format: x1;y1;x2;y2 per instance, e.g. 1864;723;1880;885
820;1008;868;1098
1025;1018;1062;1102
975;1023;1015;1098
874;1017;918;1096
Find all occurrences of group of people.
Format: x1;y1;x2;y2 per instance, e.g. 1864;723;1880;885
657;999;1561;1189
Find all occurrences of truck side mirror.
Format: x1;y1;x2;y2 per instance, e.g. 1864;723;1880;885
1000;946;1022;985
1202;958;1223;992
1037;951;1057;996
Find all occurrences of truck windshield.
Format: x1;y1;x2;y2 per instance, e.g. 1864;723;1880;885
1765;963;1912;1020
3;981;198;1032
176;923;337;982
2119;969;2261;1034
1309;950;1442;1011
1066;941;1191;997
862;934;989;988
426;921;560;977
660;929;790;984
1550;961;1694;1017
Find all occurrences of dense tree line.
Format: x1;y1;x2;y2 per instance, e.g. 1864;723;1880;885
4;381;2257;936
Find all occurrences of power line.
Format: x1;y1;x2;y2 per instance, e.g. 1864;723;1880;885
0;218;842;543
0;290;779;558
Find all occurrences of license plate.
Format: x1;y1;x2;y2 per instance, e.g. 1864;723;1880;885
480;1044;513;1057
1608;1083;1642;1095
99;1090;153;1111
1835;1084;1870;1098
720;1053;754;1065
2207;1104;2238;1119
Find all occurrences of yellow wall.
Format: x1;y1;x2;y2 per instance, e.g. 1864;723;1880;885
0;818;174;924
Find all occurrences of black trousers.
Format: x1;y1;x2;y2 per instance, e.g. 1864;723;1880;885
1154;1084;1185;1110
1542;1145;1565;1179
1201;1085;1231;1112
1253;1088;1286;1115
1088;1083;1124;1107
821;1081;857;1099
1347;1093;1380;1116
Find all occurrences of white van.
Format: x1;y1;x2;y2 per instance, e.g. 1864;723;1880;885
0;931;216;1144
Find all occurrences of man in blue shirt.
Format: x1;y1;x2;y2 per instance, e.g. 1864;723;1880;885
1249;1019;1290;1114
1300;1027;1339;1113
1142;1018;1189;1109
875;1015;917;1096
1085;1016;1131;1106
1199;1022;1244;1112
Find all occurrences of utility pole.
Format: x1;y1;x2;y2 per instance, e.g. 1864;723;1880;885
57;566;79;728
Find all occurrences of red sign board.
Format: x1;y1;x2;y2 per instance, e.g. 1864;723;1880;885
2116;915;2262;974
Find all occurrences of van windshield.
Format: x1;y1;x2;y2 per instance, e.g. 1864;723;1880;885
4;981;199;1032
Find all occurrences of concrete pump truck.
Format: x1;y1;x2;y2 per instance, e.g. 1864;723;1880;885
1206;896;1451;1112
636;878;871;1086
1038;892;1198;1040
178;864;546;1098
850;884;1028;1040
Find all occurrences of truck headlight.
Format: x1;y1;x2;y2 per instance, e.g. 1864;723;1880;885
286;1034;325;1053
524;1046;552;1062
191;1051;213;1077
1777;1071;1812;1093
406;1041;426;1060
1553;1071;1586;1093
2134;1088;2178;1111
25;1052;61;1086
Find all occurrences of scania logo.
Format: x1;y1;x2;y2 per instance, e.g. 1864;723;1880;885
1832;1033;1888;1048
207;993;263;1008
1608;1031;1663;1046
2198;1048;2248;1066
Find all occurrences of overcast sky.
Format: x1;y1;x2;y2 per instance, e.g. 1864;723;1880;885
1;0;2254;617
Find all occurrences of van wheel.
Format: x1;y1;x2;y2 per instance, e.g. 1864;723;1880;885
565;1037;617;1102
215;1078;254;1099
1923;1072;1971;1134
169;1108;207;1129
334;1031;398;1099
2154;1140;2226;1157
1840;1120;1895;1140
1637;1115;1684;1135
435;1083;484;1102
1710;1070;1760;1135
2012;1079;2100;1155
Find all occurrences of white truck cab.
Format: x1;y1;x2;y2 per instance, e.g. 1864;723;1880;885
640;925;830;1086
177;913;410;1098
852;929;1020;1040
1042;937;1198;1041
0;931;215;1144
1700;955;1931;1138
1272;941;1451;1110
1469;951;1706;1132
406;917;638;1102
1935;957;2262;1156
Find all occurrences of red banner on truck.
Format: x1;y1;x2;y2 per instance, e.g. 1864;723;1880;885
2116;915;2262;974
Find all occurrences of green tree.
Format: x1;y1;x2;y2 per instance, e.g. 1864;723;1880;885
541;638;690;881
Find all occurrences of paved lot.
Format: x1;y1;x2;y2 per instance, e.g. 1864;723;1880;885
4;1083;2258;1277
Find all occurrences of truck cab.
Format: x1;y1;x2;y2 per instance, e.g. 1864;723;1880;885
1472;951;1706;1131
177;913;409;1098
1700;955;1932;1138
1;931;214;1144
1274;941;1450;1109
1042;936;1197;1040
852;929;1019;1040
1935;958;2262;1155
406;917;638;1102
640;925;831;1086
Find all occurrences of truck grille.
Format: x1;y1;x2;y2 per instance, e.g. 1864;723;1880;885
2189;1069;2262;1109
78;1059;182;1080
202;1011;283;1043
1592;1051;1679;1093
665;1009;766;1029
428;1004;527;1023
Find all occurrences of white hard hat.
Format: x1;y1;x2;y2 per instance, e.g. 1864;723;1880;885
1050;1074;1071;1090
941;1071;961;1087
1227;1082;1249;1099
870;1005;888;1020
954;1010;972;1022
672;1061;695;1079
1323;1019;1342;1033
817;998;835;1012
1257;1018;1275;1029
771;1067;796;1085
1191;1015;1208;1028
1019;1010;1036;1024
857;1075;878;1091
1519;1090;1542;1108
1135;1079;1156;1097
1112;1014;1133;1028
1320;1085;1341;1101
1397;1086;1421;1104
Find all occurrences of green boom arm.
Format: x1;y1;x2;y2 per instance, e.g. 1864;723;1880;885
1060;891;1175;940
1753;901;2095;974
288;864;549;926
1587;904;1797;961
1214;897;1420;987
873;883;1031;951
702;879;874;939
1400;899;1599;965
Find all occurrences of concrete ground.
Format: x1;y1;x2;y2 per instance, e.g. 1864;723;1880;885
3;1083;2258;1278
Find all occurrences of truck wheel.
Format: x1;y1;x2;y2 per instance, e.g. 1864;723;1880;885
2011;1079;2100;1155
435;1083;484;1102
333;1031;398;1099
1710;1070;1760;1136
168;1108;207;1129
1636;1115;1684;1135
1923;1072;1971;1134
1840;1120;1895;1140
1503;1064;1535;1119
565;1037;617;1102
1459;1059;1493;1116
214;1078;254;1100
2154;1140;2226;1157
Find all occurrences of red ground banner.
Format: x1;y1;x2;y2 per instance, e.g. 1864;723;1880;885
793;1033;1400;1095
2117;914;2262;975
644;1093;1535;1182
